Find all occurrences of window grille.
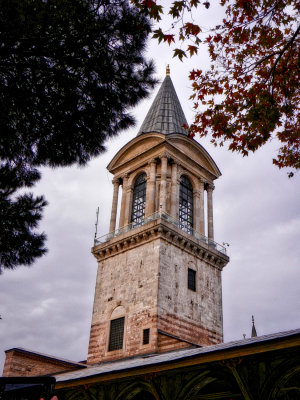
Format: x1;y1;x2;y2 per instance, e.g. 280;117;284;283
131;173;147;227
188;268;196;291
179;175;193;234
143;328;150;345
108;317;124;351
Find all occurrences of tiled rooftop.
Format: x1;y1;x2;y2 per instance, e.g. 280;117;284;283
137;75;188;136
54;328;300;383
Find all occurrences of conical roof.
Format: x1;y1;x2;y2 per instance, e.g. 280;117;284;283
137;67;188;136
251;315;257;338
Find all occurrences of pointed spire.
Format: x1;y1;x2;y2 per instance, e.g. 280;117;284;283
251;315;257;338
137;67;188;136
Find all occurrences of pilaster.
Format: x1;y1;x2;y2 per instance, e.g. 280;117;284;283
124;183;134;226
145;159;157;217
170;161;178;219
109;178;120;233
159;154;168;213
199;178;205;235
207;183;214;241
119;174;128;228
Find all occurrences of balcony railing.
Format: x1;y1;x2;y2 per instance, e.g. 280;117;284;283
94;211;227;254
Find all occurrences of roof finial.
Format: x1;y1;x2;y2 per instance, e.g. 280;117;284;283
166;64;170;76
251;315;257;338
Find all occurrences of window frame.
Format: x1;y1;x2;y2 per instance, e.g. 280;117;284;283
142;328;150;345
108;316;125;352
179;175;194;234
131;173;147;228
188;268;196;292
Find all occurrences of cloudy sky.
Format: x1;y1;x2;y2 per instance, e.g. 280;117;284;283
1;3;300;372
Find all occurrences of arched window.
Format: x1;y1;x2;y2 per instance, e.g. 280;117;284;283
108;317;124;351
131;173;147;227
108;306;125;352
179;175;193;234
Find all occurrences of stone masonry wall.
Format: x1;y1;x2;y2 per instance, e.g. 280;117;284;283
87;239;161;364
157;332;191;353
2;350;82;377
158;239;223;346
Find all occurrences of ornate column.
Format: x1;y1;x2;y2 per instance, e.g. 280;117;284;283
207;183;214;241
145;159;157;217
118;174;128;228
170;161;178;219
193;188;200;233
124;182;133;226
199;178;205;235
159;154;168;213
109;178;120;233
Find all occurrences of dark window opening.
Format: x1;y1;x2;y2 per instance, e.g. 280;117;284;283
179;175;193;234
108;317;124;351
188;268;196;291
131;173;147;227
143;328;150;345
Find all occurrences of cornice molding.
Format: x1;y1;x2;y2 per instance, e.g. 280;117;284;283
92;220;229;270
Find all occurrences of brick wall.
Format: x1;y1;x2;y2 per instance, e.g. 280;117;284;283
157;332;191;353
2;349;85;377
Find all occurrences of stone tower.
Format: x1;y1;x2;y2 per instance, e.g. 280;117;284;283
87;68;229;365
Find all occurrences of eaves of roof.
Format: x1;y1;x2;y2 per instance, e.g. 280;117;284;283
54;328;300;388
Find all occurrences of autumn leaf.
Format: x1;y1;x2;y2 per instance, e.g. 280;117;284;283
164;34;175;45
152;28;165;43
187;45;198;56
184;22;201;36
173;48;187;60
136;0;300;172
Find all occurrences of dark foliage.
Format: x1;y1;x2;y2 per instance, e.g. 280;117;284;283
0;163;47;272
0;0;157;270
134;0;300;173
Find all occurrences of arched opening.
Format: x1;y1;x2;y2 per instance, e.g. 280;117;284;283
131;392;156;400
108;306;126;352
131;173;147;227
179;175;193;234
116;382;156;400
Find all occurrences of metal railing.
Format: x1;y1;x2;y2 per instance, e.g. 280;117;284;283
94;211;227;254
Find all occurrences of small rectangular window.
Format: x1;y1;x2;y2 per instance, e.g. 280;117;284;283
143;328;150;345
108;317;124;351
188;268;196;291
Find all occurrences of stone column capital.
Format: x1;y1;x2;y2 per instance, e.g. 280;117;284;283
112;177;120;186
121;173;129;185
148;158;157;166
171;161;178;173
159;152;171;161
207;183;215;192
196;178;204;193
